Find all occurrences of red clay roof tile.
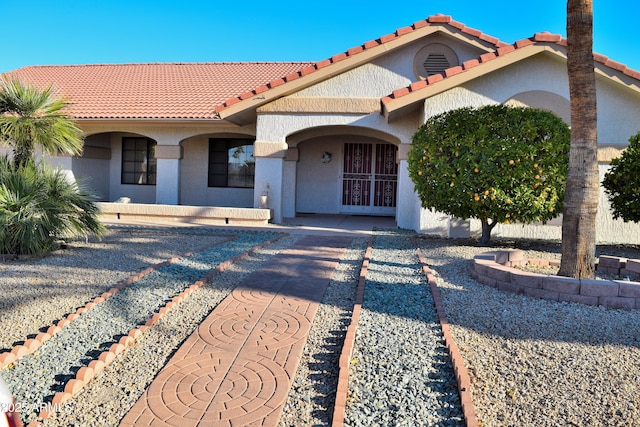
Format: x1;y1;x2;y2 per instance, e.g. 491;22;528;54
496;45;516;56
3;62;312;120
533;32;565;43
427;15;451;23
462;59;480;69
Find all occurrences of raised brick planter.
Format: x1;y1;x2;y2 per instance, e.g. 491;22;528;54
471;250;640;310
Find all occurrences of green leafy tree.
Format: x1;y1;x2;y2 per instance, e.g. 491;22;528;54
0;77;83;169
408;105;570;245
0;157;105;255
602;132;640;222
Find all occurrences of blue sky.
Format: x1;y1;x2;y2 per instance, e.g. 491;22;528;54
2;0;638;74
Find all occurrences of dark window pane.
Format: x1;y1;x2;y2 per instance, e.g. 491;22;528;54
208;138;255;188
121;137;157;185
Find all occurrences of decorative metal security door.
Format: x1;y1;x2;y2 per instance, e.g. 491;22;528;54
341;142;397;215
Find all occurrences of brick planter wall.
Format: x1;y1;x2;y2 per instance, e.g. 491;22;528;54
470;250;640;310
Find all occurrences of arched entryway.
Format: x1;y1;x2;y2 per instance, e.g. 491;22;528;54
293;131;399;217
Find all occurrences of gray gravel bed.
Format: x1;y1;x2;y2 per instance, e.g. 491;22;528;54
0;229;280;425
345;230;464;427
279;237;369;427
417;237;640;426
0;228;230;350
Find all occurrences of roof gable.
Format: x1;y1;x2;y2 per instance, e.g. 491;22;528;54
215;14;508;124
381;32;640;121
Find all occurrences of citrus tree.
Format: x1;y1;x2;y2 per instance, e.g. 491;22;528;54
408;105;570;245
602;131;640;222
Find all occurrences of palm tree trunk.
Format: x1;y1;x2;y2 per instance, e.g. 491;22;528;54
13;139;34;169
558;0;598;278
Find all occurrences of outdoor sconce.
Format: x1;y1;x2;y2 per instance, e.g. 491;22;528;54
260;184;270;208
321;152;332;163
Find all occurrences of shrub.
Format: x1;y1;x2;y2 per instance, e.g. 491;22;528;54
0;157;105;255
602;132;640;222
408;105;570;245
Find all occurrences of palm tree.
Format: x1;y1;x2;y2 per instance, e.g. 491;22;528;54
558;0;599;278
0;157;106;255
0;77;83;169
0;78;104;255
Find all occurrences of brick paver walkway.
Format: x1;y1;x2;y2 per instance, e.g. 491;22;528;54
120;235;351;427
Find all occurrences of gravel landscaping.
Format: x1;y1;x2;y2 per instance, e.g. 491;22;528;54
345;230;464;426
2;225;640;426
41;230;300;427
417;236;640;427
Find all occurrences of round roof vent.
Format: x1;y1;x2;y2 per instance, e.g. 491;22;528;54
414;43;459;80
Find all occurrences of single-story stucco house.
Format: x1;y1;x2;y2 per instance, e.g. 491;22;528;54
3;14;640;243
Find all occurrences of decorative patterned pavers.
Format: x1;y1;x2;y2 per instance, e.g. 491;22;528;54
120;235;351;427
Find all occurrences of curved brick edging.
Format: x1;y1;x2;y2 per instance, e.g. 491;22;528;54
417;249;479;427
13;234;285;426
331;237;373;427
0;234;239;371
471;250;640;310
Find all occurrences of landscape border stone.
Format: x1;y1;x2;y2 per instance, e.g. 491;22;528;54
417;249;479;427
471;250;640;309
331;237;372;427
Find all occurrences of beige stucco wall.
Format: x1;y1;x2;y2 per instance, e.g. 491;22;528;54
294;33;486;98
180;135;254;207
295;136;343;214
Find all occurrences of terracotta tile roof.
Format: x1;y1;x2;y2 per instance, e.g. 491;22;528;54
381;32;640;105
3;62;312;120
214;14;510;113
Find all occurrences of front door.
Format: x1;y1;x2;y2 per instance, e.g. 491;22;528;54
341;142;397;215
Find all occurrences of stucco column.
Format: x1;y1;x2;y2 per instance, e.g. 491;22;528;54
282;148;298;218
154;145;183;205
395;143;421;230
254;140;288;223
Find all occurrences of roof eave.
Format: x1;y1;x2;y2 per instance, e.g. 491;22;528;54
594;64;640;94
75;117;233;124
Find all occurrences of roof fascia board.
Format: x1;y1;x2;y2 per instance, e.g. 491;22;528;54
76;118;240;127
594;65;640;94
383;44;566;121
218;24;497;125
